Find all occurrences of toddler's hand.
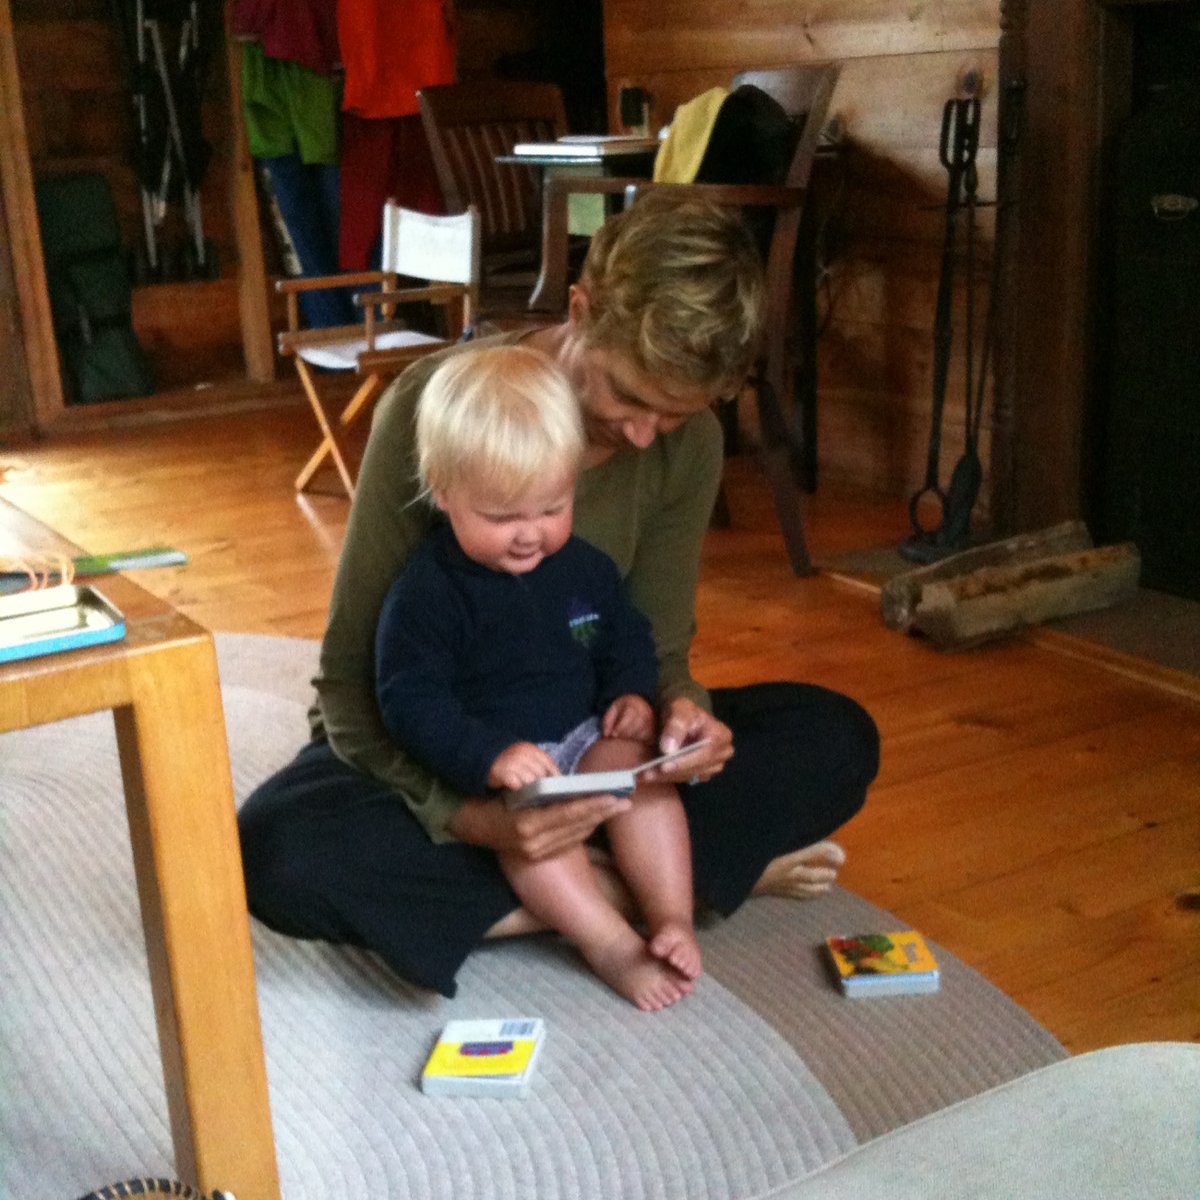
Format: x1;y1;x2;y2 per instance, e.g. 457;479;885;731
602;693;655;741
488;742;559;790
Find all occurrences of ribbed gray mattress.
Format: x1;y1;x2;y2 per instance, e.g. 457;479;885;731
0;633;1065;1200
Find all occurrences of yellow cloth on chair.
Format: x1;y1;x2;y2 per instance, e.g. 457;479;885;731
652;87;729;183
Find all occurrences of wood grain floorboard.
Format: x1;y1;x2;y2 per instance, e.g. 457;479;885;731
3;402;1197;1053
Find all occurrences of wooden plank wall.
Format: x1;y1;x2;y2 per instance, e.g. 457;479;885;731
12;1;238;272
3;0;555;413
8;0;245;394
0;178;34;439
1;0;59;436
604;0;1002;507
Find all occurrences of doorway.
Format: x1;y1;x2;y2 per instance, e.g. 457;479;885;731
1092;2;1200;600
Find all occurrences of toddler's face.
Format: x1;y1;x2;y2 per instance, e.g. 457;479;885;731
435;471;575;575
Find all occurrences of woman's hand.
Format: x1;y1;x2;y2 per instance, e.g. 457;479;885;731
645;696;734;784
449;791;632;862
602;693;655;741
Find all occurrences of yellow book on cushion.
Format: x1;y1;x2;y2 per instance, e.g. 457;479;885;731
825;931;940;997
421;1018;545;1096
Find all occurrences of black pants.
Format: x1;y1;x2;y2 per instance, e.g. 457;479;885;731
238;682;879;996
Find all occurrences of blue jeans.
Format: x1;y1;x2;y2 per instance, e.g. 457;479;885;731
260;155;358;328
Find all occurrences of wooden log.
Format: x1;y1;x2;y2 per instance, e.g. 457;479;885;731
882;520;1095;631
896;542;1142;650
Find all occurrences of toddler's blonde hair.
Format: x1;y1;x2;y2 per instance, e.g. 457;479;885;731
417;344;584;502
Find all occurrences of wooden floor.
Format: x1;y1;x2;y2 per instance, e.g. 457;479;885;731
2;400;1197;1054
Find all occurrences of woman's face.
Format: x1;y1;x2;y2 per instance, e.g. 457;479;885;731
562;339;716;459
577;345;710;452
552;287;721;460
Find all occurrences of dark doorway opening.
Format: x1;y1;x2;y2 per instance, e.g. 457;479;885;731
1093;3;1200;600
490;1;608;133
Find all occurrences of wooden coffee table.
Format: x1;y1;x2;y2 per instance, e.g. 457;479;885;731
0;498;280;1200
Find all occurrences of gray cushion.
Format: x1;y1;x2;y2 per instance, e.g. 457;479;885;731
772;1042;1200;1200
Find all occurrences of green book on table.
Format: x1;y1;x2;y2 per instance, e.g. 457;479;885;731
72;547;188;575
0;547;187;596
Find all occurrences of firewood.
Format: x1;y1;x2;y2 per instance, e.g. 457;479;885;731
890;542;1141;650
882;521;1094;632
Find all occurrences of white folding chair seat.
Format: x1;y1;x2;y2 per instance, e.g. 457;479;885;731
295;329;443;372
277;205;481;498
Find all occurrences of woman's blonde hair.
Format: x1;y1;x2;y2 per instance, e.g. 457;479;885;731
577;191;766;395
416;345;584;501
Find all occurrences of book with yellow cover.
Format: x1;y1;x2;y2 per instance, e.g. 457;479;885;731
420;1018;545;1097
825;931;940;997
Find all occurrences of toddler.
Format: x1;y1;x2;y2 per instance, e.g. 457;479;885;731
374;345;702;1010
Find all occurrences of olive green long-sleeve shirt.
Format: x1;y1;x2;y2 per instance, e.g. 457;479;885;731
310;333;723;841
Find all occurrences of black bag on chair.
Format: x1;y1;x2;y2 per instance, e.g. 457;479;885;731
694;84;796;256
695;84;795;187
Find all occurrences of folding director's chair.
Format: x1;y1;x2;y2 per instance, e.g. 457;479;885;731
277;204;482;498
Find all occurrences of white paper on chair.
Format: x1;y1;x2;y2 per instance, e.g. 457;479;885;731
298;330;443;371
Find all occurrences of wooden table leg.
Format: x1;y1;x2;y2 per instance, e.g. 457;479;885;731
114;633;280;1200
531;168;564;313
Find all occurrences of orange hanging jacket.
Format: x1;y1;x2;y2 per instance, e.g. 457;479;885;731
337;0;456;118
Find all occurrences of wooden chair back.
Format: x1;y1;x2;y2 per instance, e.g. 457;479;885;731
417;80;568;259
542;61;842;573
726;64;839;357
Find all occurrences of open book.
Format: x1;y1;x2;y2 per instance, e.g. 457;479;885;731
505;739;711;809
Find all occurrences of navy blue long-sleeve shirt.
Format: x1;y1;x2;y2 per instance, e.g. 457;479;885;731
374;524;658;795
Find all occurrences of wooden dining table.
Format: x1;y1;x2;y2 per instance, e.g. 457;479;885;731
0;496;281;1200
496;139;658;311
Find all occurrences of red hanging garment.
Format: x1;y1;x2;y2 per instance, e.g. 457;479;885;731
337;0;456;118
232;0;340;75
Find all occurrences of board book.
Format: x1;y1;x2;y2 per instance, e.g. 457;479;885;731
506;738;711;809
420;1018;545;1098
825;931;940;997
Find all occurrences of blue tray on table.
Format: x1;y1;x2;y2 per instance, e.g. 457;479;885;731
0;584;126;665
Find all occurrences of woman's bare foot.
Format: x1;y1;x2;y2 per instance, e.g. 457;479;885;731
647;920;702;980
752;840;846;899
583;926;694;1011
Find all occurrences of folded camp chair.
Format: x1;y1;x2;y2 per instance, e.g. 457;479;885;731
277;204;481;498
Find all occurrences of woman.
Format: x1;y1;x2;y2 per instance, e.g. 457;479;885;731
238;192;879;997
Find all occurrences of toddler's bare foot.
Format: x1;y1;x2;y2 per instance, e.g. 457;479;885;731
583;926;694;1012
647;920;702;980
752;840;846;899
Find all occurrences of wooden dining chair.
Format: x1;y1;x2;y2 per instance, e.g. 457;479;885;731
417;79;569;315
276;205;481;499
536;63;842;575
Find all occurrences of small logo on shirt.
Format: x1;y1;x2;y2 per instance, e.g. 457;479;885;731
567;597;601;647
